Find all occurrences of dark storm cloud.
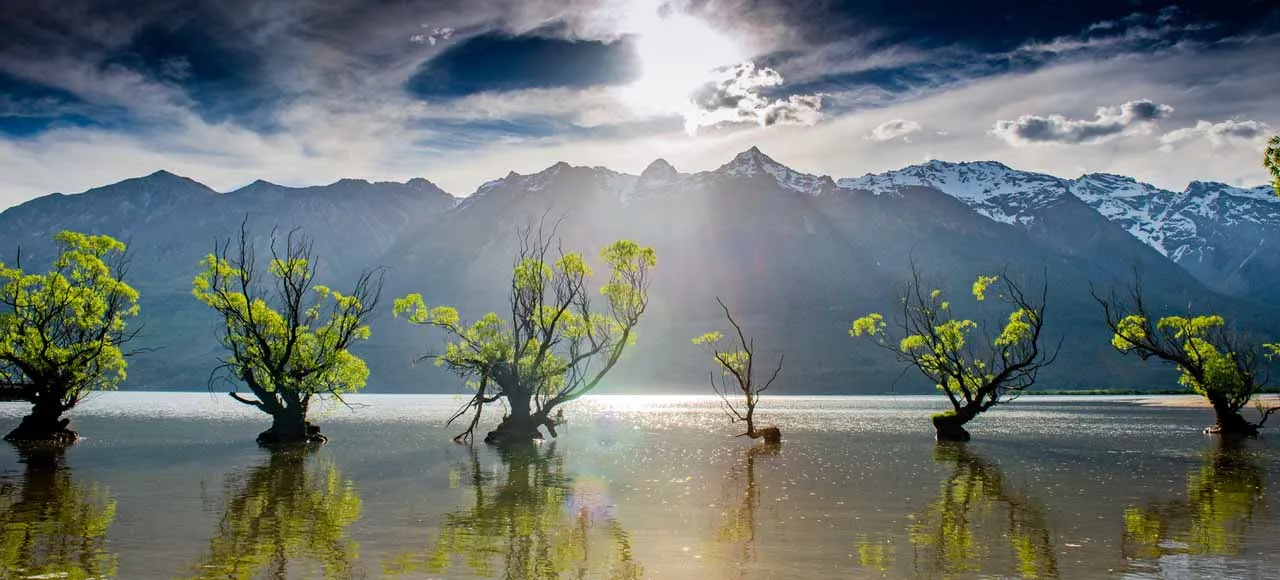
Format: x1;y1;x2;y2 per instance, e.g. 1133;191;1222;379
406;32;640;98
991;99;1174;146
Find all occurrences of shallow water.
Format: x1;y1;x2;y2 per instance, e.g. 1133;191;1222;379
0;393;1277;579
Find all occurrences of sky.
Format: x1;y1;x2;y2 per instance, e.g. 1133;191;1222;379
1;0;1278;208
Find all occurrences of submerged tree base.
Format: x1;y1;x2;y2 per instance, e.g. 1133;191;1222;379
1204;413;1260;438
256;420;328;446
484;417;545;446
932;413;972;442
744;426;782;444
4;414;78;445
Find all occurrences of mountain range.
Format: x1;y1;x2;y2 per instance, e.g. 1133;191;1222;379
1;147;1277;394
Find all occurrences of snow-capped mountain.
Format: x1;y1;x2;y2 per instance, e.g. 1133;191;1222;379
1;146;1277;393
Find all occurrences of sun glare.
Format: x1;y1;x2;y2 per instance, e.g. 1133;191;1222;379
614;1;745;116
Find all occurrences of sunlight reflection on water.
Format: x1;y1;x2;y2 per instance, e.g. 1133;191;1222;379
0;393;1276;579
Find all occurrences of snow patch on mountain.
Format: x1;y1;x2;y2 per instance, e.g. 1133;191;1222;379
717;146;834;196
837;160;1069;225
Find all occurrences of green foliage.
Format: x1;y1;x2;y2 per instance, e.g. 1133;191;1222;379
1108;313;1264;409
188;449;362;579
383;446;643;579
852;274;1050;418
0;451;118;579
193;256;371;398
0;231;139;410
192;227;379;434
1265;135;1279;196
396;235;655;441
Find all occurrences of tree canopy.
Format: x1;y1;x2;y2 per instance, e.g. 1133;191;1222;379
852;268;1056;440
192;224;381;444
395;225;655;444
0;231;140;442
1096;280;1279;435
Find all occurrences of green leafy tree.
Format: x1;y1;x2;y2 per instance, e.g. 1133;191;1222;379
909;444;1058;580
851;267;1057;441
0;447;118;579
1095;280;1279;436
692;297;783;443
1265;135;1279;196
383;444;643;579
0;231;140;443
1123;438;1265;561
192;223;382;445
395;224;655;445
187;448;363;579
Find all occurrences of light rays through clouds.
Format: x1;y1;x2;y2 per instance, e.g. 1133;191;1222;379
0;0;1276;206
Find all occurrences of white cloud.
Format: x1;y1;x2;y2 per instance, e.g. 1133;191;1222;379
683;62;822;133
1;25;1278;208
865;119;922;142
991;100;1174;146
1159;119;1273;150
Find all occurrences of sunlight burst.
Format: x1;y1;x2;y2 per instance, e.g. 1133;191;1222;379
614;1;745;118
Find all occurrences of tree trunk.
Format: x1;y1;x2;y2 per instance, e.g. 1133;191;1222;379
256;403;326;446
5;393;77;444
484;390;546;446
1205;397;1259;437
932;406;977;442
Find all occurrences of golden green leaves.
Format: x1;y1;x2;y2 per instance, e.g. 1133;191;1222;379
691;331;724;345
192;243;373;399
972;275;999;301
850;313;886;338
1110;314;1148;352
0;231;139;400
995;309;1035;348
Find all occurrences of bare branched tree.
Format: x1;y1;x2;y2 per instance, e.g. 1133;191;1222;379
693;297;783;443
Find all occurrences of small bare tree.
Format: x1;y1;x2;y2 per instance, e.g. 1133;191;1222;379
693;297;783;444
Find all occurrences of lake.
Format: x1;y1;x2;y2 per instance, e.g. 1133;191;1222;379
0;393;1277;580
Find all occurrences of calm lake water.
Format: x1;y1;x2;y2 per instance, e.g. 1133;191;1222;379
0;393;1278;580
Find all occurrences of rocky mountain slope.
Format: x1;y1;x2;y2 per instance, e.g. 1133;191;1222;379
1;148;1276;394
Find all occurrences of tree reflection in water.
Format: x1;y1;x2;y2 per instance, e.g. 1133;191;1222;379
385;443;642;580
1123;438;1268;560
907;443;1058;580
0;445;118;579
714;443;780;577
189;447;363;579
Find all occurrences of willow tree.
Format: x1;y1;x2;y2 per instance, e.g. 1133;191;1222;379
193;224;381;445
0;231;140;443
693;297;783;443
1095;281;1279;436
394;226;655;445
852;269;1057;441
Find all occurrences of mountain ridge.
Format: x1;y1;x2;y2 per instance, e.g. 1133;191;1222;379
2;147;1277;393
